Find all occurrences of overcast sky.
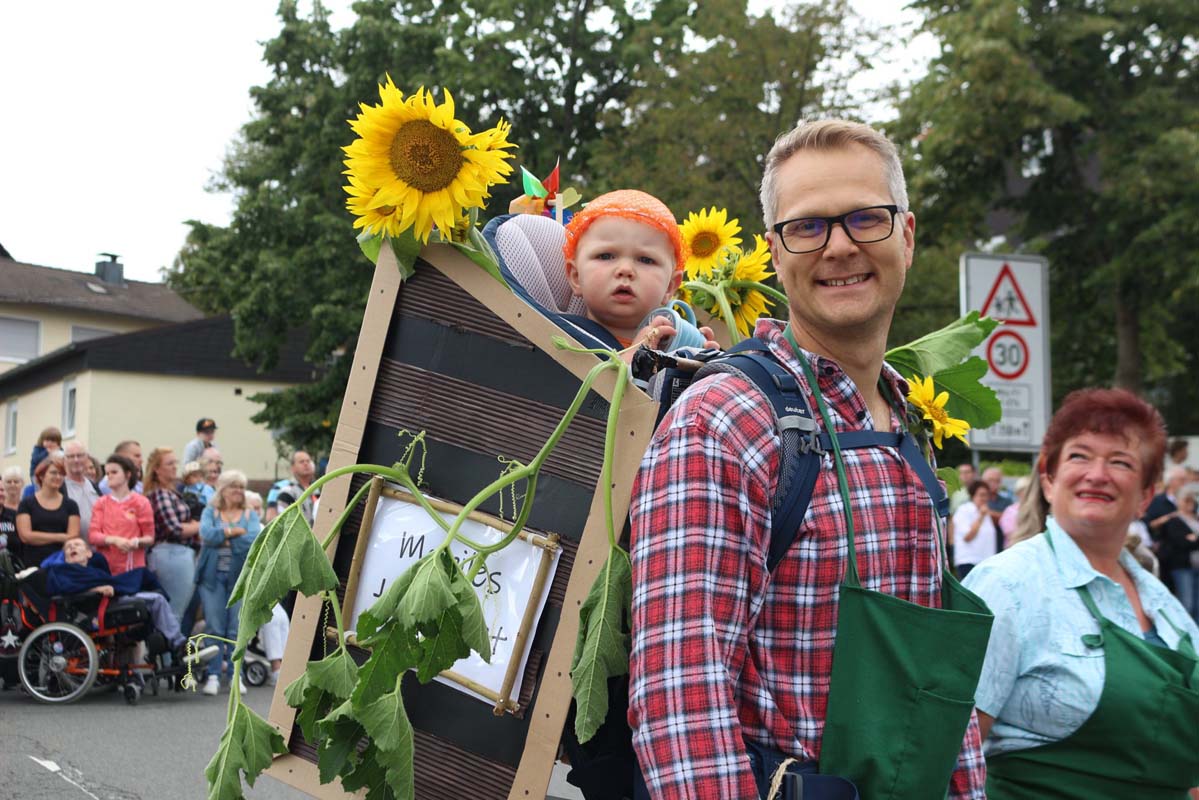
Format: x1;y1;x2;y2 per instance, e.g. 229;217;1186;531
0;1;931;284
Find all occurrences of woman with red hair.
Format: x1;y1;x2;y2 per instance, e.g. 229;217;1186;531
15;453;80;567
964;388;1199;798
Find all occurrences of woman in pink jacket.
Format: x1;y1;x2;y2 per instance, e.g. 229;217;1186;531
88;454;155;575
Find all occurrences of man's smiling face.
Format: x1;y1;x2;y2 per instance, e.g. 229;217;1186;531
767;143;914;346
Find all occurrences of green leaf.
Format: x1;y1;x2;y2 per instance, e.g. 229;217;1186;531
356;673;416;800
886;312;1000;380
357;230;383;264
395;551;457;628
934;357;1003;429
570;548;633;744
308;646;360;699
415;609;471;682
205;700;287;800
450;238;506;285
450;568;491;662
389;229;422;281
340;742;399;799
352;622;417;709
230;505;338;660
356;562;418;644
937;466;962;497
315;700;364;784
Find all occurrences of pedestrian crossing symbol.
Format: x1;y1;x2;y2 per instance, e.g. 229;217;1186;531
980;263;1037;326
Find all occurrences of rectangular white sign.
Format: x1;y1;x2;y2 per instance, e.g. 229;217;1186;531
348;493;561;707
960;253;1052;452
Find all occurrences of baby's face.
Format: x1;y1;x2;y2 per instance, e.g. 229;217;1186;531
566;217;680;341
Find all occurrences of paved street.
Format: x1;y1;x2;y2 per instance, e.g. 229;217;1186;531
0;673;581;800
0;675;307;800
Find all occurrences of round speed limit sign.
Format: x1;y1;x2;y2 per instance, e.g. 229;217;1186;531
987;330;1029;380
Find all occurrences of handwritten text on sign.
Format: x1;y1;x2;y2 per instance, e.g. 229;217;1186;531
348;495;560;706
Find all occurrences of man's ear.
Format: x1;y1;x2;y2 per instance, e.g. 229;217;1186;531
902;211;916;270
565;258;582;296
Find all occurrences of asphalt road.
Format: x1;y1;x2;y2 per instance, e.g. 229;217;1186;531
0;672;582;800
0;673;308;800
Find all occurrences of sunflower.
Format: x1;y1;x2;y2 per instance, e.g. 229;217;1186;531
906;375;970;449
726;235;775;337
343;77;516;243
344;174;405;238
680;207;742;277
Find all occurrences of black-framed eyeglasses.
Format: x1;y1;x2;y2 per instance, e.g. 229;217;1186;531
772;205;901;254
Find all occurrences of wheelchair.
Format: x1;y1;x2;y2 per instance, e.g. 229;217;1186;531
1;549;207;705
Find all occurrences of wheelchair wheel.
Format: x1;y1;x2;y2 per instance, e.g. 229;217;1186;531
18;623;98;704
123;683;141;705
244;659;270;687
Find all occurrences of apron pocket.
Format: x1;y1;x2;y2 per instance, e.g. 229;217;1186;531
884;688;975;800
1149;683;1199;788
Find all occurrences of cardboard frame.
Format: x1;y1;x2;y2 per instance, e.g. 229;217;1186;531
264;242;658;799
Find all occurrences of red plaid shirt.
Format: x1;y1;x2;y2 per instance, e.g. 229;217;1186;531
628;321;986;800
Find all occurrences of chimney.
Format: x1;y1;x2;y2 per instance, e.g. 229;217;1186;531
95;252;124;285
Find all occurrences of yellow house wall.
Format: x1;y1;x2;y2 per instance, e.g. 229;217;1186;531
1;370;291;483
0;302;151;374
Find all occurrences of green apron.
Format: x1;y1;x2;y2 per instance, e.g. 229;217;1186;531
785;328;994;800
986;527;1199;800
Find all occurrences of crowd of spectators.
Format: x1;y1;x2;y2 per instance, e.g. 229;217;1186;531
951;436;1199;622
0;418;324;693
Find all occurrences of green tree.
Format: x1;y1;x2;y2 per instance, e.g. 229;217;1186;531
894;0;1199;424
168;0;689;453
591;0;878;234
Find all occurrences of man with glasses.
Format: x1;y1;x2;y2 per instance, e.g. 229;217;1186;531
629;121;987;799
62;440;100;537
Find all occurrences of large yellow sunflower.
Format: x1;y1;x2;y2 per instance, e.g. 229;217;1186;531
343;78;516;243
906;375;970;448
680;207;742;277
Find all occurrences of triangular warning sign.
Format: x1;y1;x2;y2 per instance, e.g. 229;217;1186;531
980;263;1037;326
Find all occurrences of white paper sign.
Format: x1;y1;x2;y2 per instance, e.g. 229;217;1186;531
348;493;560;706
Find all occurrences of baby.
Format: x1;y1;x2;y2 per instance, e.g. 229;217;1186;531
561;190;715;356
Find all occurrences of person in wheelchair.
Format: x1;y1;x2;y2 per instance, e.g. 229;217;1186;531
44;538;189;663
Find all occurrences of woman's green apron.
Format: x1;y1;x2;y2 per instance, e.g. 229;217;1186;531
786;328;994;799
986;527;1199;799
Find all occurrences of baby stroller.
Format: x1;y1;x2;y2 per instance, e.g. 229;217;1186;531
0;549;211;705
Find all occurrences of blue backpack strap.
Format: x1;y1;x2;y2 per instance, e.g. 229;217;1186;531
818;430;949;517
719;340;823;572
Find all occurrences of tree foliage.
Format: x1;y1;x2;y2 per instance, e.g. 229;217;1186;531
893;0;1199;425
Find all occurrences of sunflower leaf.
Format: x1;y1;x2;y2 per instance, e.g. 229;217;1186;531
933;356;1003;429
451;566;491;661
415;609;471;682
937;466;962;496
204;699;287;800
451;237;507;285
357;230;384;264
307;646;360;699
389;229;422;281
314;700;363;785
886;312;1000;379
231;505;338;661
351;622;418;710
570;547;633;744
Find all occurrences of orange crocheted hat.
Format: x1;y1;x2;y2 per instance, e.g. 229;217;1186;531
563;189;686;269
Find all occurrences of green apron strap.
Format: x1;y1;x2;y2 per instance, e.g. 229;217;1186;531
784;325;861;587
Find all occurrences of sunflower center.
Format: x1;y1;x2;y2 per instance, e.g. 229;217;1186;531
691;231;720;258
389;119;464;193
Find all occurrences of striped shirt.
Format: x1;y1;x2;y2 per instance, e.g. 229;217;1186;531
628;320;986;799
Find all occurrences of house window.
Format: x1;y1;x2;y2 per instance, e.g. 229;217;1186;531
4;401;15;454
71;325;116;343
0;316;39;362
62;379;77;437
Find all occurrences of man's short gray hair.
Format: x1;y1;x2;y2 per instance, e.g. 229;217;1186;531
759;119;909;231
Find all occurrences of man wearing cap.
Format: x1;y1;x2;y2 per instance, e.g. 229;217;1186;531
184;419;218;465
